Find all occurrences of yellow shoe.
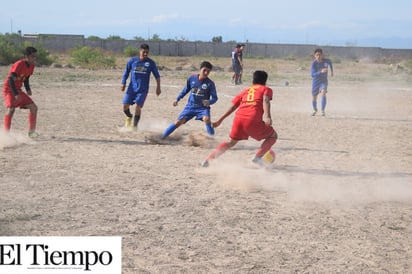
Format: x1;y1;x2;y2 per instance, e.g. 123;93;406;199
28;131;40;138
125;117;132;128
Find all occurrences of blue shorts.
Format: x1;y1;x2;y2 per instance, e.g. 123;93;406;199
312;83;328;96
122;91;148;107
178;105;211;122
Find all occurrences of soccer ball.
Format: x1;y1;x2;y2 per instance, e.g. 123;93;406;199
262;149;276;164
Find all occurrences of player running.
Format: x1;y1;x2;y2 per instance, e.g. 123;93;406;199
200;70;277;167
2;46;39;137
311;48;334;116
121;43;161;129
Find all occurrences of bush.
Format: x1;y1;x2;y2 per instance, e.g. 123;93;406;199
123;46;138;57
0;34;54;66
70;46;116;69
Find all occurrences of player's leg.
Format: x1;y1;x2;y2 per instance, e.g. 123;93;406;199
312;94;318;116
201;138;238;167
249;123;277;164
133;105;142;128
320;89;327;116
162;118;186;139
202;116;214;136
133;93;149;128
4;107;15;131
121;89;134;127
26;102;38;137
253;131;278;164
122;104;133;127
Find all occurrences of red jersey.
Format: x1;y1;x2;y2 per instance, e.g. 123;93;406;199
232;84;273;121
3;59;35;94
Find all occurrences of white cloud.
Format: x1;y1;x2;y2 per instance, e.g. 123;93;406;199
151;14;179;23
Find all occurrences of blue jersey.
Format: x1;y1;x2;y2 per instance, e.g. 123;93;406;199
121;57;160;94
311;58;333;93
176;74;218;108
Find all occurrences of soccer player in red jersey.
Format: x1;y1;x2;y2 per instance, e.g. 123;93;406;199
201;70;278;167
2;46;39;137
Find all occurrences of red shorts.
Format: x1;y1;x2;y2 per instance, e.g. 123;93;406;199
3;90;34;108
230;116;275;141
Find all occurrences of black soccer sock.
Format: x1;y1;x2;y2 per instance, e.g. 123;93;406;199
133;115;140;127
123;108;133;118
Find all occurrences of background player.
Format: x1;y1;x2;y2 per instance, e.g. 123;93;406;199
121;43;161;129
311;48;334;116
2;46;39;137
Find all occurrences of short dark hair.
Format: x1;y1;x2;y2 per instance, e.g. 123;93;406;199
200;61;213;70
140;44;150;50
314;48;323;54
24;46;37;56
253;70;268;85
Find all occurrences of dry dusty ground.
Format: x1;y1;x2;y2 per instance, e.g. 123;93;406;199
1;56;412;273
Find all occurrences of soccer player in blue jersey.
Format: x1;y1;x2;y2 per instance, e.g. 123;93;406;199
121;44;161;129
161;61;218;139
311;48;333;116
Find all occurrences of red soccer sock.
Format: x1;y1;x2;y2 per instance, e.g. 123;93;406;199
28;112;37;132
255;137;276;157
4;114;12;131
206;141;230;161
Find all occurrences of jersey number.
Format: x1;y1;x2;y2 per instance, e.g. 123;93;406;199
246;88;255;102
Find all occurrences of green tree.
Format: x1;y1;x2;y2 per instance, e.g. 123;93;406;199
211;36;222;43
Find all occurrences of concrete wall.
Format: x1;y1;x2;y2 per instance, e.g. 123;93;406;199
16;36;412;61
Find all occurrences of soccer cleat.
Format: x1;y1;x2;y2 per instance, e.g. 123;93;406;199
28;131;39;138
311;110;317;116
251;156;264;166
125;117;132;128
200;160;209;168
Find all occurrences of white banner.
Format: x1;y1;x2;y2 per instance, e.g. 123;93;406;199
0;237;121;274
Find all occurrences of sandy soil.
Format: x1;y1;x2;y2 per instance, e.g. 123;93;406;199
1;56;412;273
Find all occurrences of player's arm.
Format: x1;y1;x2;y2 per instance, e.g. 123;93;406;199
208;84;218;105
262;95;272;126
152;63;161;96
155;76;161;96
310;62;321;78
24;76;32;95
174;85;189;106
329;60;334;77
8;73;19;96
120;61;132;91
212;104;238;128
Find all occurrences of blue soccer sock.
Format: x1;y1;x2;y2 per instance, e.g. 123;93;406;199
206;123;214;136
312;100;317;111
321;96;327;111
162;124;177;139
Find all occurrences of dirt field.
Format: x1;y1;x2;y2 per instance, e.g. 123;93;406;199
1;56;411;273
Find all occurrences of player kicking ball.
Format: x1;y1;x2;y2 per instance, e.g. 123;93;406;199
201;70;278;167
200;70;277;167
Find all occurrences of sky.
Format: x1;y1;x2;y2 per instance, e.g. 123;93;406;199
1;0;411;49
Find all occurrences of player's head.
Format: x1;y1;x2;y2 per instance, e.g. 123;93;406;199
139;44;150;59
200;61;213;71
314;48;323;61
140;44;150;51
314;48;323;55
24;46;37;56
24;46;37;64
252;70;268;85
